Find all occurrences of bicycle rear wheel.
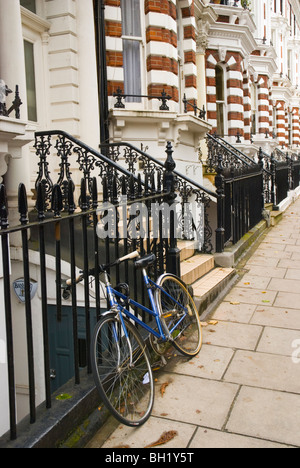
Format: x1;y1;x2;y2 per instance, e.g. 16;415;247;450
155;275;202;357
90;313;154;427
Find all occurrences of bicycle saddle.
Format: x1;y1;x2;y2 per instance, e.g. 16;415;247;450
135;253;156;269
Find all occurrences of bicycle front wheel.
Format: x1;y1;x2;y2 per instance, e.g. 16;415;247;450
156;275;202;357
90;313;154;427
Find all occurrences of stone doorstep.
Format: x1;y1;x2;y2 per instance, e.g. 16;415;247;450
180;253;215;285
270;210;283;226
178;239;197;262
192;267;237;318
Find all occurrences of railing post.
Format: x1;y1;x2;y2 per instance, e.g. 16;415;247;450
164;142;181;277
215;153;225;253
18;183;36;424
258;147;265;212
0;184;17;440
270;153;277;207
287;153;294;191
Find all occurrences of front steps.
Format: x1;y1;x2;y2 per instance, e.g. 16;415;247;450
178;241;236;319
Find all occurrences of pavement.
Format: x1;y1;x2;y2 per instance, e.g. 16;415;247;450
86;198;300;449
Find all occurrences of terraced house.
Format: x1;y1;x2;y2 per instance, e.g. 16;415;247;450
0;0;300;447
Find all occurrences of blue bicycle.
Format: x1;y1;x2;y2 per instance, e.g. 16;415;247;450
78;251;202;427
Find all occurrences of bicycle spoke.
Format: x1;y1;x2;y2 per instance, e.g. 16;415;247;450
156;275;202;357
91;314;154;427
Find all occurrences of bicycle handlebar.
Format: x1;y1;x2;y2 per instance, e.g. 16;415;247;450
65;251;140;286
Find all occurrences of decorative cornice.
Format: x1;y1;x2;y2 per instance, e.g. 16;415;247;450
208;23;257;57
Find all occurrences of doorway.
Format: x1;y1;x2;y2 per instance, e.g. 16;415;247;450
48;305;99;393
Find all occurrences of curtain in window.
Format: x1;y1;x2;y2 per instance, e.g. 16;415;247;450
121;0;142;102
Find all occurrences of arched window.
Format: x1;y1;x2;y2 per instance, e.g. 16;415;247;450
216;64;226;137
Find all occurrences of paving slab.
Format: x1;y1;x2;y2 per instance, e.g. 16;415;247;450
267;277;300;293
246;255;281;267
163;344;234;380
225;286;277;306
262;236;296;245
226;386;300;447
100;417;197;449
257;327;300;356
251;305;300;330
190;427;290;449
213;302;257;323
278;258;300;269
151;373;238;430
285;268;300;279
258;241;288;250
274;291;300;309
243;265;286;279
238;274;271;290
285;244;300;253
224;350;300;393
202;321;262;350
251;244;290;259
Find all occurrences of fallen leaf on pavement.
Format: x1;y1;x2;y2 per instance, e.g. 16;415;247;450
208;320;218;325
144;431;178;448
160;382;169;397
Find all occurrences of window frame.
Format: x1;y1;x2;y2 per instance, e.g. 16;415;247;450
21;5;50;127
250;82;258;137
120;0;146;106
215;64;227;137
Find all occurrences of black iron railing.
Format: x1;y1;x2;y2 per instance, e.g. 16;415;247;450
0;128;221;442
0;83;22;119
182;94;206;120
0;175;175;441
113;88;172;110
258;148;300;208
207;133;264;250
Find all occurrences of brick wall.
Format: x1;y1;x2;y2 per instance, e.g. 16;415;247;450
257;75;270;136
145;0;179;102
276;100;286;147
104;0;124;97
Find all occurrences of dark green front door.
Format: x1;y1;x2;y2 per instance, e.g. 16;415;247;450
48;306;98;393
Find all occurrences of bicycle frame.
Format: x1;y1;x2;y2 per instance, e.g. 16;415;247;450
103;269;188;342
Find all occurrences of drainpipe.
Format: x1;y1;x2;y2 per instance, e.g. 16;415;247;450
94;0;110;147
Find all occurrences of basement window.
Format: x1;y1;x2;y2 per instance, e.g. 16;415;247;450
20;0;36;14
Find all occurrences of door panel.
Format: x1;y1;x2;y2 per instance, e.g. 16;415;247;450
48;305;98;393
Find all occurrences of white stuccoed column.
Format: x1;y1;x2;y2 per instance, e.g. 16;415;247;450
0;0;31;232
0;0;27;120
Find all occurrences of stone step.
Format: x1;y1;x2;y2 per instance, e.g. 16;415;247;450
178;240;197;262
192;267;236;318
181;254;215;285
270;210;283;226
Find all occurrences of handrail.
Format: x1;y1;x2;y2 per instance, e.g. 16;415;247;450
35;130;141;183
35;130;217;200
206;133;253;168
100;141;218;200
208;133;254;166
